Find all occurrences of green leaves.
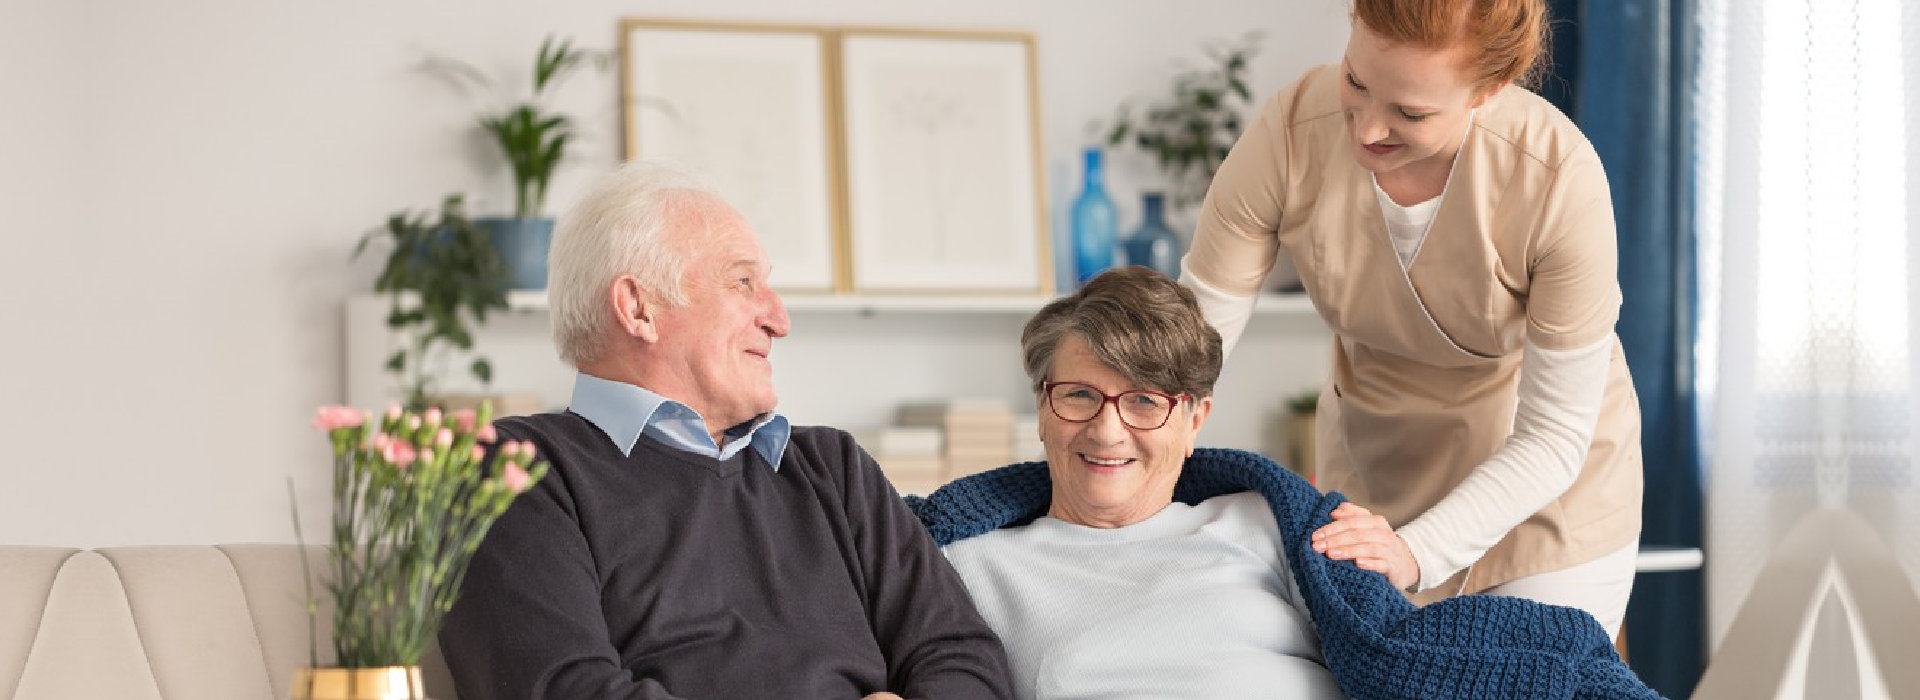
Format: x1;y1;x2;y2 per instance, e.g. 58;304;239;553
318;403;549;666
476;34;605;218
1103;31;1264;207
481;106;575;217
355;194;510;409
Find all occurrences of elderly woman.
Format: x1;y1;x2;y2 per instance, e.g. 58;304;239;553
910;267;1657;700
937;266;1345;699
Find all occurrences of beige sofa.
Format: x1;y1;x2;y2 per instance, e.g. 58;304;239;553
0;545;456;700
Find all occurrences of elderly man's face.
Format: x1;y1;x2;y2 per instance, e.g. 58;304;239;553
1039;333;1211;529
648;203;790;431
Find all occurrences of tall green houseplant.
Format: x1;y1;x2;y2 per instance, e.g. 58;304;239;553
451;34;606;290
484;35;598;219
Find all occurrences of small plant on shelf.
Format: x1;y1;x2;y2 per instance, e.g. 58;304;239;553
1105;32;1264;208
1287;389;1320;415
354;194;510;410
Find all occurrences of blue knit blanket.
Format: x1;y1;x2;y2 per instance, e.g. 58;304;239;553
905;448;1664;700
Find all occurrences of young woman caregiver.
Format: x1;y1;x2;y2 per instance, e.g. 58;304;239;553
1180;0;1642;639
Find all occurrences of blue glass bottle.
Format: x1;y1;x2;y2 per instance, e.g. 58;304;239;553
1070;147;1118;285
1122;191;1183;279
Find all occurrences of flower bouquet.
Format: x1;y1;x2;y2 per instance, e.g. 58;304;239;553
300;402;547;699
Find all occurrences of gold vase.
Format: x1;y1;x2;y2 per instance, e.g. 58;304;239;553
291;667;426;700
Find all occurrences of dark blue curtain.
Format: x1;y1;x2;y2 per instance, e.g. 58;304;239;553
1541;1;1705;697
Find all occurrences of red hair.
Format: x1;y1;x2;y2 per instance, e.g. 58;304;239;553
1353;0;1550;92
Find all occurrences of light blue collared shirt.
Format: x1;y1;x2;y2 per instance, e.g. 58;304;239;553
567;373;790;470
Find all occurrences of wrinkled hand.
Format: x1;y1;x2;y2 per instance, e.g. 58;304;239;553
1311;502;1419;590
861;693;905;700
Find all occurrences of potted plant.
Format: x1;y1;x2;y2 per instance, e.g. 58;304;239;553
298;403;548;699
1104;32;1263;209
444;34;607;290
1105;33;1303;292
355;193;510;411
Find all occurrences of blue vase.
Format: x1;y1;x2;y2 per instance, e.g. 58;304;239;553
1070;148;1118;285
1122;192;1183;279
477;217;554;290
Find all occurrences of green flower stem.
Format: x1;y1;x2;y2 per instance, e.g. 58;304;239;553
315;405;544;667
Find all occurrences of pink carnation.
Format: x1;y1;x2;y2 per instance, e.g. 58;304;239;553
311;406;364;431
451;409;478;433
436;428;454;449
502;464;532;493
476;423;498;444
382;440;417;467
423;408;443;426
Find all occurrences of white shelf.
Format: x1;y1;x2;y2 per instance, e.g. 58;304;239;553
496;290;1315;316
345;289;1335;454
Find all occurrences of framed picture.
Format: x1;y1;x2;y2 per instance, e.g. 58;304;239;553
622;19;844;292
837;29;1050;295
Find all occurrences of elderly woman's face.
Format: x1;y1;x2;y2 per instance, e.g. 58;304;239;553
1039;334;1213;528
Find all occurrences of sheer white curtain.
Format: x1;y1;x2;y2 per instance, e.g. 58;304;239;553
1695;0;1917;648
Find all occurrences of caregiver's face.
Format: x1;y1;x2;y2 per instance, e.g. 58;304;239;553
1339;18;1488;175
1039;333;1211;529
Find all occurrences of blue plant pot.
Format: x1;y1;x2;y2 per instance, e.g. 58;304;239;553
477;217;553;290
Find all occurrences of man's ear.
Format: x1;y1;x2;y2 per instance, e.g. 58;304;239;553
610;276;661;344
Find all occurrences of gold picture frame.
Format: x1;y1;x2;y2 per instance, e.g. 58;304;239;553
834;28;1051;296
621;18;847;293
620;20;1051;297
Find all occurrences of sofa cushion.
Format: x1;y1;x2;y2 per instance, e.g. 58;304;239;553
0;545;455;700
0;547;84;700
10;550;165;700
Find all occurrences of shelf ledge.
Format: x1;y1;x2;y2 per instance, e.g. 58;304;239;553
487;290;1315;316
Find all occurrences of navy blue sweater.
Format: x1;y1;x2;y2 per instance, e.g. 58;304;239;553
907;448;1663;700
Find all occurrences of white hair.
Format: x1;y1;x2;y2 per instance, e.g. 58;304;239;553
548;161;722;368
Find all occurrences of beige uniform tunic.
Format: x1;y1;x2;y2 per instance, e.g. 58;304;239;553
1185;64;1643;597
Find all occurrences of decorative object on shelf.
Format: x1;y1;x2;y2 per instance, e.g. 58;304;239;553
478;216;554;291
1283;389;1319;482
354;193;509;411
623;18;840;293
1105;32;1306;293
840;28;1050;295
1104;32;1262;208
1121;191;1182;279
440;34;607;290
297;403;548;699
1070;147;1118;285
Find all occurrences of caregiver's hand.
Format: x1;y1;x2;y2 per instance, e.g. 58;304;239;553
1312;502;1419;590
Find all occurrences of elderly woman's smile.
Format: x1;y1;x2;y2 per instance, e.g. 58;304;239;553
1038;329;1213;529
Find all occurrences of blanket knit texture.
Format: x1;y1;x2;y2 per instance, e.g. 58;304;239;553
905;448;1664;700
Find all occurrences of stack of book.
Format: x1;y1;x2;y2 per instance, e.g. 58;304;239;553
897;398;1016;483
865;425;945;496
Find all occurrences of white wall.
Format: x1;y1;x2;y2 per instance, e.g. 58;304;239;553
0;0;1351;547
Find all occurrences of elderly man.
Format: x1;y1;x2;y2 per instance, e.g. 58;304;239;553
439;162;1012;700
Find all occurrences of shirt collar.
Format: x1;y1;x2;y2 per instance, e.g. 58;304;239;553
567;372;789;469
